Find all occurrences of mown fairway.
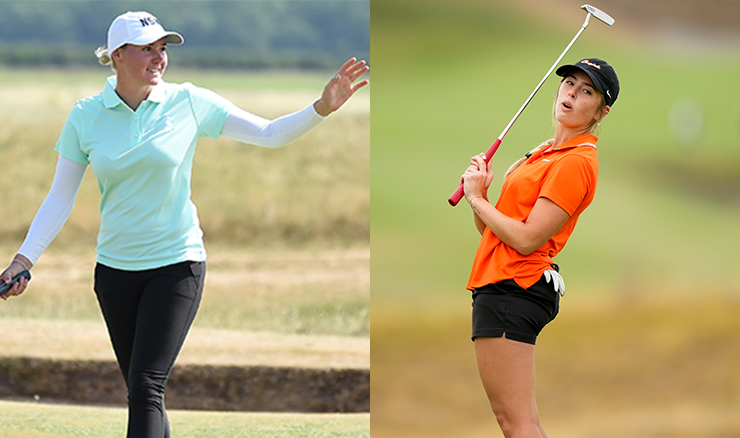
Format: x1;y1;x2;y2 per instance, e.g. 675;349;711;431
371;0;740;436
0;401;369;438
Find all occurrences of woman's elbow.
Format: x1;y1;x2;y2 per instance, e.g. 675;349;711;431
263;139;288;149
512;237;546;256
259;131;293;148
514;245;537;256
242;136;288;149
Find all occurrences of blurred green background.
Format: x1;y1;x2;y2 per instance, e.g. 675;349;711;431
371;0;740;436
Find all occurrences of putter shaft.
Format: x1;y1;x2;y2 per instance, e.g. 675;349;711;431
448;4;614;206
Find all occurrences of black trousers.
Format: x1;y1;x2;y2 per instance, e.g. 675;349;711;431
94;261;205;438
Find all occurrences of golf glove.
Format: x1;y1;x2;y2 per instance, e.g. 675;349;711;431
544;269;565;297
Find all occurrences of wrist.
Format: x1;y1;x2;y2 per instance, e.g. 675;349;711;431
467;196;485;215
12;254;32;271
313;99;332;117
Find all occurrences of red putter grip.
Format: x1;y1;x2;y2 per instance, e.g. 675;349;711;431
448;139;502;206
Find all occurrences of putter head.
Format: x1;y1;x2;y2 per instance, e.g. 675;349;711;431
581;4;615;26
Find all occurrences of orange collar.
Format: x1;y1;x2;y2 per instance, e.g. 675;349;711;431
530;134;598;161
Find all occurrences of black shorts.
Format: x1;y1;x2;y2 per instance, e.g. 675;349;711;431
471;274;560;345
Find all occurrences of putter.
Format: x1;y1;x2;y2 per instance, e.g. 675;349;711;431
0;270;31;297
448;4;614;206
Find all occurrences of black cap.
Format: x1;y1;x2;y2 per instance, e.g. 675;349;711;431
556;58;619;106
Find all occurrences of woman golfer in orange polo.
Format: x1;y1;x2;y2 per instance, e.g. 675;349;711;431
461;58;618;438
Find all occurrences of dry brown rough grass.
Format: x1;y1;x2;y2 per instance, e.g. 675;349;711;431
0;243;369;370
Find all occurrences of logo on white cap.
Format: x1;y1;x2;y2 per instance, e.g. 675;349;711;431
107;11;184;54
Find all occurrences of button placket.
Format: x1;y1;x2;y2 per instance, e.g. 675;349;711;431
134;113;140;140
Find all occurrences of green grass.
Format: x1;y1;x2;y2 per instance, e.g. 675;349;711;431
370;0;740;436
0;401;369;438
370;0;740;306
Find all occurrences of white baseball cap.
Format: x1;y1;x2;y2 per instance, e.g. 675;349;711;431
107;11;184;54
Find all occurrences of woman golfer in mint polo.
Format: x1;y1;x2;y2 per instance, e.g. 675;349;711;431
461;58;618;437
0;11;368;438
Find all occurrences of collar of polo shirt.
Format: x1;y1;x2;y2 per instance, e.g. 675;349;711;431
103;76;167;109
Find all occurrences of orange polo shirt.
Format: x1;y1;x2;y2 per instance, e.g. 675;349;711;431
467;134;599;291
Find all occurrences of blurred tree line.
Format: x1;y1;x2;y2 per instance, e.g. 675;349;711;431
0;0;369;70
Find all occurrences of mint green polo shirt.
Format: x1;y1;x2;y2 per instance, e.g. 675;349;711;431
56;76;233;270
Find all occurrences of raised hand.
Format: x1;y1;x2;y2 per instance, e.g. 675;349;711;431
313;58;369;117
462;153;493;203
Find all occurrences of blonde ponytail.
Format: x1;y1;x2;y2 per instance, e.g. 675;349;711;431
504;139;553;179
94;46;117;72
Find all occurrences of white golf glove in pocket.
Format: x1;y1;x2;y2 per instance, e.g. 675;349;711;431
544;269;565;297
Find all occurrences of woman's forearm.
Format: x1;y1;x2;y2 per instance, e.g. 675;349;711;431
473;211;487;235
471;195;489;236
220;104;326;149
468;196;569;255
17;156;86;265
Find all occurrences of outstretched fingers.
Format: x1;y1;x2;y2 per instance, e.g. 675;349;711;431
336;58;369;86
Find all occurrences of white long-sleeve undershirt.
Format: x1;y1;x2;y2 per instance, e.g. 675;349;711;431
16;104;326;265
221;104;326;148
17;156;86;265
